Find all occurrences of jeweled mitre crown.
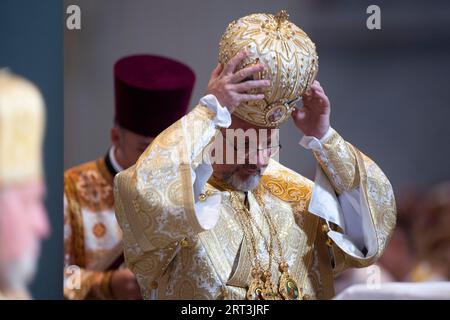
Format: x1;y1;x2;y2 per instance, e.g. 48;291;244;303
219;11;318;127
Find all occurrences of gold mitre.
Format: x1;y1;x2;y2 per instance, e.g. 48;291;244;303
219;10;318;127
0;70;45;187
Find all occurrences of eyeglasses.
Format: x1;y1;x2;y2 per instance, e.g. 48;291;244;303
224;134;282;159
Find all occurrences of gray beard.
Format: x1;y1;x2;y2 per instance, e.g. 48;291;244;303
224;171;262;192
0;249;38;292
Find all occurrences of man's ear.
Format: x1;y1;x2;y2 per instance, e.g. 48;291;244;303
111;126;121;148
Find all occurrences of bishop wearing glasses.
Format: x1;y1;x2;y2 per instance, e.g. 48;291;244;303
113;11;396;300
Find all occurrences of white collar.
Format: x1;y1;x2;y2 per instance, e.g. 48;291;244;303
109;146;124;173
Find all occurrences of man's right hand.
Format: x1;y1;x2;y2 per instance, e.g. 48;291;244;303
206;50;270;114
110;268;142;300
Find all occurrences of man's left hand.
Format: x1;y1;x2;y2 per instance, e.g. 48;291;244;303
292;80;330;139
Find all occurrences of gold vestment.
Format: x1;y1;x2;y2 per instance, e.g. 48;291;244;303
114;105;396;299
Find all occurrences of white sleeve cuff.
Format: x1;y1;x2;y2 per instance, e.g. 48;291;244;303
190;96;226;229
299;126;333;151
308;165;377;259
190;149;221;231
199;94;232;128
194;193;222;230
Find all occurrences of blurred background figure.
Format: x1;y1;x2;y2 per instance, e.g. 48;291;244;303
378;188;420;282
63;55;195;299
1;0;62;299
0;70;50;299
410;182;450;282
335;183;450;298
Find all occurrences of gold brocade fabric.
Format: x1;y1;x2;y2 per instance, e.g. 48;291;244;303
114;104;396;300
64;158;122;300
0;70;45;187
218;11;318;127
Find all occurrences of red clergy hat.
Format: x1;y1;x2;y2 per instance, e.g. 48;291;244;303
114;54;195;137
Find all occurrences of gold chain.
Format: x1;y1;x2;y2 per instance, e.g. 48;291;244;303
253;188;302;300
253;189;285;265
229;192;261;268
208;176;302;300
229;190;281;299
228;191;267;299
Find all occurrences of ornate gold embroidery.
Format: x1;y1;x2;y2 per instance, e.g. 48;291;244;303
76;170;113;211
96;158;114;186
218;12;318;127
64;173;86;267
313;128;359;194
114;104;396;300
261;170;312;203
167;180;184;207
93;223;106;238
64;158;122;300
65;160;114;212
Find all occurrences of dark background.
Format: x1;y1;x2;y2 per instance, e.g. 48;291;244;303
0;0;63;299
